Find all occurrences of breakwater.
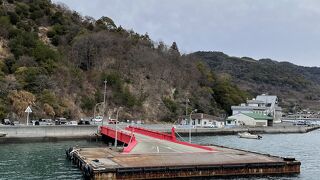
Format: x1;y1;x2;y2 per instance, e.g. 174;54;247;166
0;124;319;143
0;125;98;142
113;124;320;136
174;125;320;136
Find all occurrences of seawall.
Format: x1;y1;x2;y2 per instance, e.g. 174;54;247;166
0;125;98;138
114;124;320;136
173;126;320;135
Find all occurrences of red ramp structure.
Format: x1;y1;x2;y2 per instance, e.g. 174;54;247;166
100;125;214;153
125;126;214;151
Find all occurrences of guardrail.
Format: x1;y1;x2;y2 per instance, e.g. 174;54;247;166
100;126;137;153
125;126;214;151
126;126;176;141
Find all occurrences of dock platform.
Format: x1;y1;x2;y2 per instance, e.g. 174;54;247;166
67;126;300;179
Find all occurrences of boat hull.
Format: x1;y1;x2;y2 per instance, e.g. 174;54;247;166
238;132;262;139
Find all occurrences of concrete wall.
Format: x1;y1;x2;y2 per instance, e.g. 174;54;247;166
0;125;98;138
114;124;318;135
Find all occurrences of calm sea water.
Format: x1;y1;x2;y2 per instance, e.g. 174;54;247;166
191;129;320;180
0;129;319;179
0;140;102;180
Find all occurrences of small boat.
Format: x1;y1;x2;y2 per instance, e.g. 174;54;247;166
0;132;7;137
238;132;262;139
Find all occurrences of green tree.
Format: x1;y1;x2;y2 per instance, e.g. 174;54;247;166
7;11;20;25
96;16;117;30
81;96;96;111
15;67;50;93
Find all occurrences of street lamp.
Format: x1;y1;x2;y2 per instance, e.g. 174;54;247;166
115;107;123;148
189;109;197;143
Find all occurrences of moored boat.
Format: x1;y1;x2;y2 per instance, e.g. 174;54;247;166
238;132;262;139
0;132;7;137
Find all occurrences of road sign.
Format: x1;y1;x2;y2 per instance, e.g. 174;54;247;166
25;106;32;113
25;106;32;126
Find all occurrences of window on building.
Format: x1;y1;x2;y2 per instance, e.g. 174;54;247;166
198;119;201;124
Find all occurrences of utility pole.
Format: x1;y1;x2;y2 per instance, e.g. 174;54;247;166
115;107;123;148
185;97;189;117
189;109;197;143
102;80;107;127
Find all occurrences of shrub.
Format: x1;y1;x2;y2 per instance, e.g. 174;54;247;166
39;89;58;107
43;103;55;117
15;2;29;18
15;67;50;93
0;16;12;37
32;42;59;62
16;21;32;31
101;72;122;90
81;96;96;111
162;97;178;114
46;30;56;38
8;90;36;118
9;31;38;58
7;11;20;25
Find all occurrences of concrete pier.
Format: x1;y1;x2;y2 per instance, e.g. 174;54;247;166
67;126;300;179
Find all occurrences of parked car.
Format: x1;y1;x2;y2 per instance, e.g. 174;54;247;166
68;121;78;126
78;119;91;125
108;119;119;124
55;118;67;125
2;119;12;125
91;116;103;122
38;119;53;125
294;120;307;126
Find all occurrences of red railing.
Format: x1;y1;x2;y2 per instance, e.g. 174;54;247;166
125;126;176;141
125;126;214;151
100;126;137;153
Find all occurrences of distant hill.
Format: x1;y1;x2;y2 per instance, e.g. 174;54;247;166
191;51;320;112
0;0;248;122
2;0;317;122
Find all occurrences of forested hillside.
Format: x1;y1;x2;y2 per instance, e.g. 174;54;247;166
192;51;320;112
0;0;248;122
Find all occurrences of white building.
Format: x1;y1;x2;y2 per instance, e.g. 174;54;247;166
231;94;282;124
227;113;273;127
179;113;225;128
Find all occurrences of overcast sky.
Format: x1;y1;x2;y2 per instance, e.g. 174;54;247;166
53;0;320;67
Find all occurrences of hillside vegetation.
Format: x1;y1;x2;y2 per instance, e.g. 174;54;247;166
192;51;320;112
0;0;248;122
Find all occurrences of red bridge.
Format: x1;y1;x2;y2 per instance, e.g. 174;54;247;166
100;125;214;153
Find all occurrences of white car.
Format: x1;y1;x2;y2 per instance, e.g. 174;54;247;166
92;116;103;122
68;121;78;125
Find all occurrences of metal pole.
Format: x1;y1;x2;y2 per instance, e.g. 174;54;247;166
93;104;97;125
103;80;107;127
115;107;122;148
27;112;29;126
189;109;197;143
186;97;188;117
189;112;192;143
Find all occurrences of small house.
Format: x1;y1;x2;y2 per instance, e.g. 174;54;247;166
227;113;273;127
178;113;225;128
